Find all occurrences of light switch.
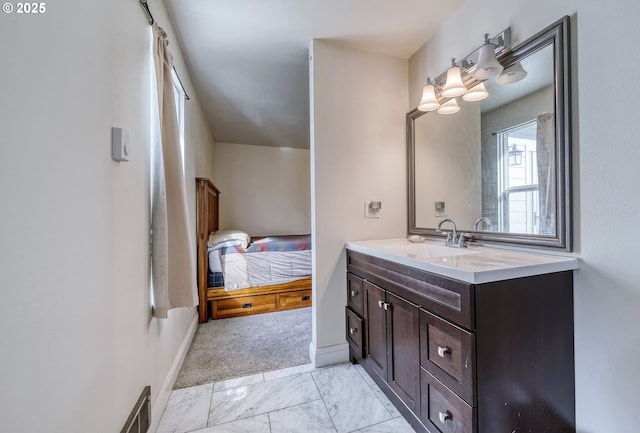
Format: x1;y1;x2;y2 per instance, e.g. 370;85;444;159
111;127;129;162
435;201;446;217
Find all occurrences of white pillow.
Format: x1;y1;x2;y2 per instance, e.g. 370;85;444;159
207;229;250;249
208;239;245;250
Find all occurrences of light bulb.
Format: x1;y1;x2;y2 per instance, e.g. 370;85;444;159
437;98;460;115
418;80;440;112
442;59;466;98
463;82;489;101
472;35;503;80
497;62;528;84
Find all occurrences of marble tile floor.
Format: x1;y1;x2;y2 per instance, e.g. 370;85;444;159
157;362;417;433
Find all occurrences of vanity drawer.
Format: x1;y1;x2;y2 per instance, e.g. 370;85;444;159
347;272;364;316
347;250;474;328
420;309;475;405
420;368;475;433
345;307;364;359
213;294;277;319
279;289;312;310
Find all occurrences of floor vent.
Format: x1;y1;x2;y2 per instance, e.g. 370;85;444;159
120;385;151;433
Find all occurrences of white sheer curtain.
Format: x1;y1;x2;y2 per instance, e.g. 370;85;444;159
536;112;556;235
151;23;197;318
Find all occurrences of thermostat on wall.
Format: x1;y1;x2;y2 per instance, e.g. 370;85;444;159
111;127;129;162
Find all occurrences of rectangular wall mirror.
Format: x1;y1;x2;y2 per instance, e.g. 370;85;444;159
407;16;572;250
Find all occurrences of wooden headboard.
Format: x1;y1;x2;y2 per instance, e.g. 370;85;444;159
196;178;220;322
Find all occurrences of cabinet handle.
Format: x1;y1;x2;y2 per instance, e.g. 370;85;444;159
383;302;390;311
301;295;310;301
437;346;451;358
351;290;358;297
438;410;452;424
378;300;384;308
349;327;358;335
242;303;253;309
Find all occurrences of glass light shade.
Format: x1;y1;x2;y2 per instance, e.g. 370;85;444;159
441;66;466;97
472;43;504;80
462;82;489;101
497;62;528;84
437;98;460;115
417;83;440;112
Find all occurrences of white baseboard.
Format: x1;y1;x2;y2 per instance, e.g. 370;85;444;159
309;341;349;368
149;310;199;433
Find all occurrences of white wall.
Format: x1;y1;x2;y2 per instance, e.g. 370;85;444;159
212;142;311;235
0;1;216;432
414;99;481;229
409;1;640;431
309;40;407;364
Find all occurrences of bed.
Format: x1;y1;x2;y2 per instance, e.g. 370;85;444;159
196;177;312;322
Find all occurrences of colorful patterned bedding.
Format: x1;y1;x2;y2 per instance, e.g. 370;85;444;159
208;234;312;291
217;234;311;255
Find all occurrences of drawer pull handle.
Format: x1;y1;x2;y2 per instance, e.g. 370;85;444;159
437;346;451;358
242;303;253;309
301;295;310;301
438;410;452;424
349;327;358;335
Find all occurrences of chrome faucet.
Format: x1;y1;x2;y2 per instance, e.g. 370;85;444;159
474;217;491;231
436;218;467;248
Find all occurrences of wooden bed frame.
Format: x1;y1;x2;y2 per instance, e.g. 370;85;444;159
196;178;312;323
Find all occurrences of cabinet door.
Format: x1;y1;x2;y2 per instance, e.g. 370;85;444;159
387;292;420;412
363;280;387;380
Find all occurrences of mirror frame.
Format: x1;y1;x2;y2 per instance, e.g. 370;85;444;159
407;16;572;251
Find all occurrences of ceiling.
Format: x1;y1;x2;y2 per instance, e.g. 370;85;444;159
165;0;466;149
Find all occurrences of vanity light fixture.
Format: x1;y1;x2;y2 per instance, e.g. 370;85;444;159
497;61;528;84
417;28;511;114
437;98;460;115
417;78;441;112
441;58;467;98
462;82;489;101
472;33;504;80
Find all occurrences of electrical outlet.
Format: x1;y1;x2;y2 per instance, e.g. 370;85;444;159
364;201;382;218
435;201;446;217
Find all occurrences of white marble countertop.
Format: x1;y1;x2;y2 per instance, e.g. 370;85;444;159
345;238;579;284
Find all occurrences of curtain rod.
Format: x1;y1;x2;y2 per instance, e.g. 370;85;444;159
140;0;191;101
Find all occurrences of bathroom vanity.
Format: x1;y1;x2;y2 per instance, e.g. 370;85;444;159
345;239;578;433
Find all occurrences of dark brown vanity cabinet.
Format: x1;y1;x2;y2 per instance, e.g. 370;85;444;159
346;249;575;433
347;275;421;411
362;280;420;412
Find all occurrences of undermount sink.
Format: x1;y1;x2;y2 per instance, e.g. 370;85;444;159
373;241;480;258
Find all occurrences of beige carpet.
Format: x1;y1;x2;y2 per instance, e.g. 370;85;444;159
174;307;312;389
